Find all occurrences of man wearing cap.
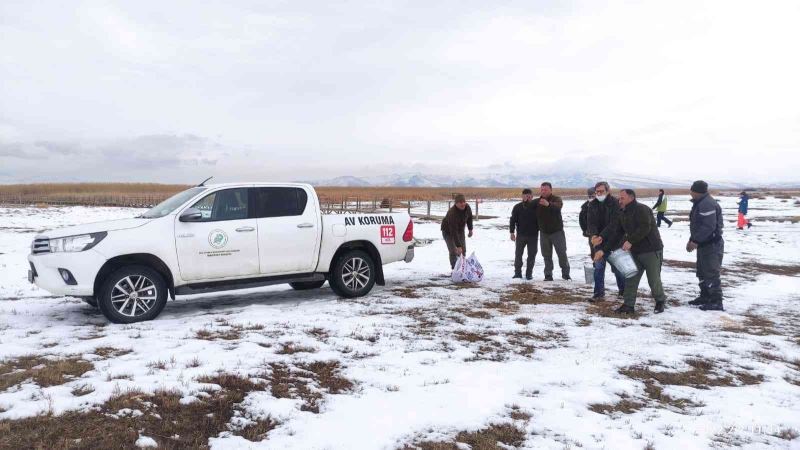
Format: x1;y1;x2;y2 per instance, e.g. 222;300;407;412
587;181;625;302
441;194;474;270
510;188;539;279
593;189;667;314
687;181;725;311
536;182;570;281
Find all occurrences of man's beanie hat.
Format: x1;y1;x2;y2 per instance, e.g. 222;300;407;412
454;194;466;203
587;187;595;196
691;180;708;194
522;188;532;195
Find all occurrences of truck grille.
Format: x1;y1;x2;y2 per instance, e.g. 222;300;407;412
32;238;51;254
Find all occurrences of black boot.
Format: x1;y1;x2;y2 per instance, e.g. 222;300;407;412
525;266;533;281
513;271;522;279
588;295;604;303
700;301;724;311
654;301;665;314
689;282;710;306
747;222;752;229
615;304;635;314
544;275;554;281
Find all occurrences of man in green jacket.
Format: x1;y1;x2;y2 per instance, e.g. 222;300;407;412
593;189;667;314
536;182;570;281
652;189;673;228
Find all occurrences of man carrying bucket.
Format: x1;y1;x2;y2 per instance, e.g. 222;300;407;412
593;189;667;314
587;181;625;302
441;194;474;270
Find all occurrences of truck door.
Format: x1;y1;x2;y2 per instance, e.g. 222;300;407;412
174;188;260;281
252;187;320;275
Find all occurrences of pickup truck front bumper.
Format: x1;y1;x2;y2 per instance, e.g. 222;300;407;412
404;245;414;263
27;250;105;296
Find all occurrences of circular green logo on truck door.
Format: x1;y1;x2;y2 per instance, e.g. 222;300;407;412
208;229;229;249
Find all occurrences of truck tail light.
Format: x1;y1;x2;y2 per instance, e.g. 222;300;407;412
402;219;414;242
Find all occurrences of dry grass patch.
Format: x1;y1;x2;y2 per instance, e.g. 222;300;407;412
576;318;592;327
265;361;353;413
621;358;763;390
275;342;317;355
404;423;527;450
501;284;586;305
589;393;646;415
454;307;493;320
515;317;531;325
92;347;132;359
663;259;695;270
0;355;93;391
720;313;777;336
1;373;279;449
70;384;94;397
393;287;423;299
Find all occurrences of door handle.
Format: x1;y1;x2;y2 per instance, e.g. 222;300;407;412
236;226;255;232
297;223;314;228
177;233;195;238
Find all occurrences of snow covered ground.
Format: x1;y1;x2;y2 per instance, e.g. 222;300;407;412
1;194;799;449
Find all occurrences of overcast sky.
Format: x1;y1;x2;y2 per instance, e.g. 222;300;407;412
1;0;799;185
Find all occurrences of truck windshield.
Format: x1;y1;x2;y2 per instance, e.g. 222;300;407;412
138;187;207;218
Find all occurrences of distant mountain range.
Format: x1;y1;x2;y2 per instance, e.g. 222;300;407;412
306;171;792;189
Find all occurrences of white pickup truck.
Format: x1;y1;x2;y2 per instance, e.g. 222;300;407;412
28;183;414;323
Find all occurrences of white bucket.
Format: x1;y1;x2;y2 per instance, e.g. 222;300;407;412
583;263;594;284
608;250;639;279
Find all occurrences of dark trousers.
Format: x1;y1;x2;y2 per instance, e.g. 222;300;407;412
594;252;626;297
623;250;667;307
514;234;538;276
696;239;724;302
443;231;465;269
656;212;672;227
540;230;570;278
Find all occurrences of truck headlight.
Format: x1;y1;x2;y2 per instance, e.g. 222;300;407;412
49;232;107;253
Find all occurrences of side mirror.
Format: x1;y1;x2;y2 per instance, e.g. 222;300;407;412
179;208;204;222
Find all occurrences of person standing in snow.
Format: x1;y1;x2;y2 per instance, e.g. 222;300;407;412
593;189;667;314
687;181;725;311
579;187;594;257
652;189;673;228
441;194;474;269
737;191;752;230
510;188;539;280
587;182;625;302
536;182;570;281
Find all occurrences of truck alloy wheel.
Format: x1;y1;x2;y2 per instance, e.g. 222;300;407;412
330;250;375;298
98;265;168;323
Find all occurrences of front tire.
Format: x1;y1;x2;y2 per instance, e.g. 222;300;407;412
289;280;326;290
329;250;376;298
97;265;168;323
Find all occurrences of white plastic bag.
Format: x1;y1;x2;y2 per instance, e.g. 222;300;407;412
452;252;484;283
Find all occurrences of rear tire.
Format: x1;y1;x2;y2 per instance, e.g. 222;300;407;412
97;265;168;323
329;250;376;298
289;280;326;290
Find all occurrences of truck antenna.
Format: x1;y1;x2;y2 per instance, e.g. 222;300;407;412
197;176;214;187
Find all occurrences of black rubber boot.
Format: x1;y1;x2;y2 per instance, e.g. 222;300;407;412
544;275;554;281
588;295;604;303
525;266;533;281
513;272;522;279
689;282;710;306
615;304;635;314
700;302;724;311
654;301;665;314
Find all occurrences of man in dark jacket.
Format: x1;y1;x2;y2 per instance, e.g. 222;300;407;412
536;182;570;281
593;189;667;314
652;189;673;228
579;187;594;256
687;181;725;311
510;188;539;279
586;181;625;301
441;194;474;269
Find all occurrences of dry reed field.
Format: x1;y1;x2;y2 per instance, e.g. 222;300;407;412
0;183;701;207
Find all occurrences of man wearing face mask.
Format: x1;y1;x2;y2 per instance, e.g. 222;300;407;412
536;182;570;281
587;181;625;301
510;188;539;279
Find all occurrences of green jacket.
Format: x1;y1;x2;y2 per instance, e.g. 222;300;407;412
601;200;663;255
652;193;668;213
